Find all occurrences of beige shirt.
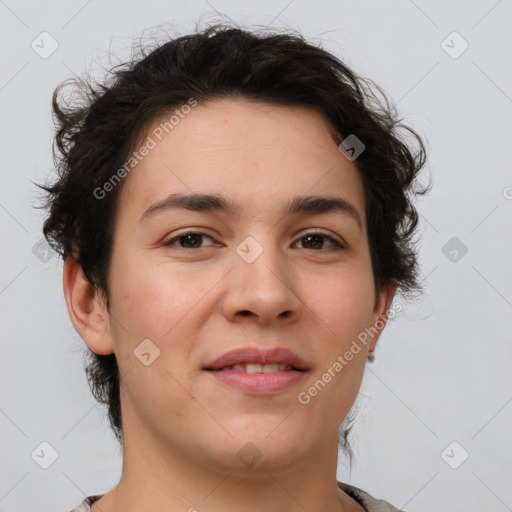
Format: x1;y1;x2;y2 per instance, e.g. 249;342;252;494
68;481;405;512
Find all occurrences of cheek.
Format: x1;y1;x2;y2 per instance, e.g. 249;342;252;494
108;255;209;338
301;270;374;407
312;269;375;345
108;258;202;417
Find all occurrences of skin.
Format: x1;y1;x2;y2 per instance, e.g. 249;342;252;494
64;97;396;512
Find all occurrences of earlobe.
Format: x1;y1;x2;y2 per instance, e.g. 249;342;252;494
368;281;397;354
63;256;114;355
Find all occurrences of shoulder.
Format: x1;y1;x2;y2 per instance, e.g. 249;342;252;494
337;481;406;512
68;494;104;512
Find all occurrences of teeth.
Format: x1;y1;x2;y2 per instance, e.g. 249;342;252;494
228;363;291;373
262;363;281;374
246;364;263;374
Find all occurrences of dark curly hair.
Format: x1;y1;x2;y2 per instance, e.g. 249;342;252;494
37;21;430;459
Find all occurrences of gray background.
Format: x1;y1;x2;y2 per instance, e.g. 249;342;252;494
1;1;511;511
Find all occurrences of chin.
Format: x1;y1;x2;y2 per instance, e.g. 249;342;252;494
209;442;308;476
213;419;311;470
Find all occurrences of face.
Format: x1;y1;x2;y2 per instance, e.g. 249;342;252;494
101;98;393;473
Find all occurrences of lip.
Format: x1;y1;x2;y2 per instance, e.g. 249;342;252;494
203;347;309;395
206;369;307;394
203;347;309;371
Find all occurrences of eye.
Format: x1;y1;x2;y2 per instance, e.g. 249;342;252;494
294;231;345;250
163;232;215;249
163;230;346;251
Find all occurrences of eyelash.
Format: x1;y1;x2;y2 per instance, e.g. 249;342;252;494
163;230;346;250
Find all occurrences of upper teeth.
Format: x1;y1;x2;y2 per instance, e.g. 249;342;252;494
227;363;292;373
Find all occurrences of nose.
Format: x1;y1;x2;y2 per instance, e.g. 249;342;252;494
221;238;303;326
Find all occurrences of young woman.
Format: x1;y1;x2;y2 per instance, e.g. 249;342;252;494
40;22;429;512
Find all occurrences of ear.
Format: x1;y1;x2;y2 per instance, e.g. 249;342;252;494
368;281;397;354
63;255;114;355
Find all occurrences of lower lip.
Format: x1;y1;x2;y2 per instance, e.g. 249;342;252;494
205;369;307;394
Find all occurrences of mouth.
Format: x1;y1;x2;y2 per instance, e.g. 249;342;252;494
207;363;299;373
203;347;309;371
203;348;309;394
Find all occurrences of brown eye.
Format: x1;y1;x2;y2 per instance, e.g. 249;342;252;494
164;232;214;249
294;232;345;250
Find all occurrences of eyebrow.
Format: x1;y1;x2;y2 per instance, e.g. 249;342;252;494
139;192;363;231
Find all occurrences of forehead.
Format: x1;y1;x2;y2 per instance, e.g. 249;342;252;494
119;98;366;225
